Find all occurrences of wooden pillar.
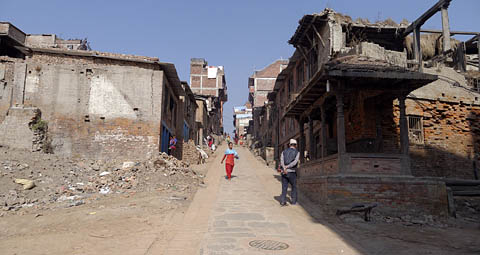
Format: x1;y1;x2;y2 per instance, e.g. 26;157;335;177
399;95;409;155
441;6;451;53
336;88;347;173
320;104;327;173
375;106;383;152
477;36;480;71
308;117;315;160
299;117;306;163
336;91;346;155
321;105;327;159
413;27;423;71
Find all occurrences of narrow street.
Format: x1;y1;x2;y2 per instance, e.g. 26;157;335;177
155;145;361;255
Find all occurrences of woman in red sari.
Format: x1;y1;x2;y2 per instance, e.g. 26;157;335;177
221;142;239;180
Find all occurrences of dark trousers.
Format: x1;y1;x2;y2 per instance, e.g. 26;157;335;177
280;172;297;204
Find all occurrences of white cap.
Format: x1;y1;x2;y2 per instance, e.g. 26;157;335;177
290;139;297;145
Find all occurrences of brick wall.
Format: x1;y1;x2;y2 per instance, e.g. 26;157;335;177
1;52;167;160
394;98;480;179
299;176;448;217
255;79;275;91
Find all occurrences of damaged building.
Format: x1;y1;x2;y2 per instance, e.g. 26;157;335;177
189;58;228;138
260;2;480;216
0;22;198;160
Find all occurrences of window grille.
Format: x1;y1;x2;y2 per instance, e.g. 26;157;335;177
467;77;480;92
407;116;424;144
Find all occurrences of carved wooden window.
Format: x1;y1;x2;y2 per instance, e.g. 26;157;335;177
297;63;304;88
408;116;424;144
467;77;480;92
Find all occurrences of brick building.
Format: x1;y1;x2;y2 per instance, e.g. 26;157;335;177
248;60;288;108
263;7;480;216
0;22;193;160
248;60;288;142
189;58;227;135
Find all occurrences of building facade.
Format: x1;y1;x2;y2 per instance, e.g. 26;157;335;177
0;22;193;160
261;7;480;216
233;104;252;137
190;58;227;135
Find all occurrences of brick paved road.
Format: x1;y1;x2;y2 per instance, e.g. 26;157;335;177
159;145;362;255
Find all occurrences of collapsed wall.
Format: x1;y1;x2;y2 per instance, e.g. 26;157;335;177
0;107;45;151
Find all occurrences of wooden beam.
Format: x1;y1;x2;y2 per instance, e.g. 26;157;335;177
404;0;452;36
297;16;317;47
420;29;480;36
441;6;451;52
413;27;423;71
297;46;308;61
305;32;313;45
312;25;326;48
302;92;331;118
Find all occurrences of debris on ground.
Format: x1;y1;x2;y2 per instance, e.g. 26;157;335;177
14;178;36;190
0;148;205;214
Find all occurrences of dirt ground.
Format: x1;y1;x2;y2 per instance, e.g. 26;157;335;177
2;145;480;255
0;146;215;255
329;212;480;254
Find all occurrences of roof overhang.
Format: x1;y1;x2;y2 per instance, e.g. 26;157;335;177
284;63;438;118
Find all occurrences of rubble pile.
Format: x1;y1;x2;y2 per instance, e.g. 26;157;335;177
0;148;204;215
181;139;202;165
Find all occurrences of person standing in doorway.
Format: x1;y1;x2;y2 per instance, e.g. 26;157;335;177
221;142;239;181
168;135;177;156
278;139;299;206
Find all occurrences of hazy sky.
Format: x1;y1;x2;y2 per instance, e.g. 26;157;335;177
2;0;479;134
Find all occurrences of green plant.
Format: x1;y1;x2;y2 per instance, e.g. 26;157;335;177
31;119;48;132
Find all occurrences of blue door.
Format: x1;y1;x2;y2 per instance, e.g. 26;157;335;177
161;124;171;153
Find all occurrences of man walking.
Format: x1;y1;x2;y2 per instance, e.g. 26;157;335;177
278;139;299;206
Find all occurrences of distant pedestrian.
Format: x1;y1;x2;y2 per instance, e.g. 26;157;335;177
277;139;299;206
221;142;239;180
168;135;177;155
208;136;213;148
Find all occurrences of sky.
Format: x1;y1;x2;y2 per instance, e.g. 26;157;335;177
1;0;479;134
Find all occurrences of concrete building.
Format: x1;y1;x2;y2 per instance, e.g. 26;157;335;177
195;97;209;146
233;104;252;137
0;22;191;160
190;58;227;135
25;34;90;50
263;6;480;217
180;81;198;143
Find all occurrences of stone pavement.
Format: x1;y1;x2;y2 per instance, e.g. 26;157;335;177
159;145;363;255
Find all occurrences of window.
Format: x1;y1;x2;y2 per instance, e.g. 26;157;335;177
163;89;169;114
297;63;304;88
408;116;424;144
288;78;294;94
309;48;318;79
467;77;480;92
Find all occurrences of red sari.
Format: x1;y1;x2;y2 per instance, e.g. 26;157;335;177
222;149;238;180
